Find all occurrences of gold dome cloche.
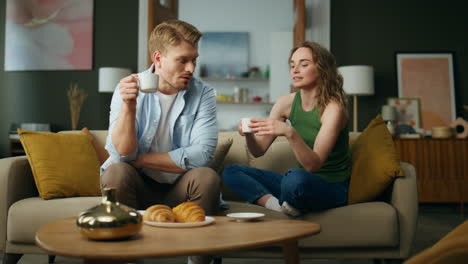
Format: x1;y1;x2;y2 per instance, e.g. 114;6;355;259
76;187;142;240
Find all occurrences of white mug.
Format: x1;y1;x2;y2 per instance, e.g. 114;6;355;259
138;73;158;93
241;118;253;133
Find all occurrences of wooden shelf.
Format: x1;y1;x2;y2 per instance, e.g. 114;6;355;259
9;138;25;156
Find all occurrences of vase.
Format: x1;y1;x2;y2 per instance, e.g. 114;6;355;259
76;187;142;240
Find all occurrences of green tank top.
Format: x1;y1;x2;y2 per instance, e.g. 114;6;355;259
289;91;351;183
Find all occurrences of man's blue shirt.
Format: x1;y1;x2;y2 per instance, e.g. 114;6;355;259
101;66;218;175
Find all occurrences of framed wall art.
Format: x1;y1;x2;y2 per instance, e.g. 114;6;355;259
387;97;422;130
396;52;456;130
198;32;249;78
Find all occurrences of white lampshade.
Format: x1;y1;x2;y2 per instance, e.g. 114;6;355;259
382;105;397;121
99;67;132;93
338;65;375;95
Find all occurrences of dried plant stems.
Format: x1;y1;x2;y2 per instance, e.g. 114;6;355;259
67;83;88;130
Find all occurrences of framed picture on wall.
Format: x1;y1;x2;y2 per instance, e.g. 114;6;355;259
387;97;422;130
396;52;456;130
198;32;249;79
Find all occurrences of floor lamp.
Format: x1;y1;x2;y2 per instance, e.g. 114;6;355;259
338;65;375;132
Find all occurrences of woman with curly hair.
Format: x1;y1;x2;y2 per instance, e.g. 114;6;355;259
223;41;351;216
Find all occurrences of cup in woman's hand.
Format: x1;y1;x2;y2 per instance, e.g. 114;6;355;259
241;118;253;133
138;73;158;93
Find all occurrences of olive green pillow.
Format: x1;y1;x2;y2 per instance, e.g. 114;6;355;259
208;135;233;173
348;115;404;204
18;129;101;200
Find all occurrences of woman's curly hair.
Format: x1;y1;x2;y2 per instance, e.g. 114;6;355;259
289;41;348;120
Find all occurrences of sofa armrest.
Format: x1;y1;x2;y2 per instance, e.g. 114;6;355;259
391;161;418;258
0;156;37;251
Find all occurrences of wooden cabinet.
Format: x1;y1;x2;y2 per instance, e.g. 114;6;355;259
394;138;468;203
9;137;25;156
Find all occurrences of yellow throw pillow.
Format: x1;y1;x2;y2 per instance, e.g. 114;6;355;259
18;129;101;200
208;136;234;173
405;220;468;264
348;115;404;204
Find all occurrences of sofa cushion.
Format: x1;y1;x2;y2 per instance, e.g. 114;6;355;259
86;130;108;147
18;129;102;199
298;201;399;247
225;201;399;248
348;115;405;204
80;127;109;165
248;137;298;174
7;197;102;244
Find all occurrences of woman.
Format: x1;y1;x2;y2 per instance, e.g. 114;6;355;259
222;41;351;215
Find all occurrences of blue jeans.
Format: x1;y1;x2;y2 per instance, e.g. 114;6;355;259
222;165;349;212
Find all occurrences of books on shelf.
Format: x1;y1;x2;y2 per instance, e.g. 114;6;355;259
399;134;422;139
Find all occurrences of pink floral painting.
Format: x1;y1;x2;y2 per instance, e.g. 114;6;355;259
4;0;94;71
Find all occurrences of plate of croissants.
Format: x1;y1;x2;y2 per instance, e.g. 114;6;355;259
139;201;215;228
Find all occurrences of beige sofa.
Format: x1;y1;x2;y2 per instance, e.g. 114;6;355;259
0;130;418;264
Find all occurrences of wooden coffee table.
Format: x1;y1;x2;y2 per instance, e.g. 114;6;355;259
35;216;320;264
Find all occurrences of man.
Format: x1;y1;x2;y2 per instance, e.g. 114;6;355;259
101;20;220;225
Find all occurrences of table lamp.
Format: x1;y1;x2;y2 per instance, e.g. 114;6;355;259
99;67;132;93
338;65;375;132
381;105;397;134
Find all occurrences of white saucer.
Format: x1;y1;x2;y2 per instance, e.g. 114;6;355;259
226;212;265;222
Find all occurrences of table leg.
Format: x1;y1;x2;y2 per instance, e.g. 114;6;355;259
282;239;300;264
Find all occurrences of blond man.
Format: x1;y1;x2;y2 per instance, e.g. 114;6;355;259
101;19;219;230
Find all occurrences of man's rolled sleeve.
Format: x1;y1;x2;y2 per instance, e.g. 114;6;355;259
168;142;216;170
101;86;138;172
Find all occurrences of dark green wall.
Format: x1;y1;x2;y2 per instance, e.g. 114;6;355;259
0;0;138;157
331;0;468;131
1;1;467;157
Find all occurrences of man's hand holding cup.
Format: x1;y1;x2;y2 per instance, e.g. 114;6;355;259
119;73;159;105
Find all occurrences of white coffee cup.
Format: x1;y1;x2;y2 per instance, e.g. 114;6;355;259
241;118;253;133
138;73;158;93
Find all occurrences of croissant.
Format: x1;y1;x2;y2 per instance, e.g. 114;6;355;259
143;205;176;223
172;201;206;223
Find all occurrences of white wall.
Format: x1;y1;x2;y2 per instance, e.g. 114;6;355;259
180;0;293;130
270;31;293;103
180;0;293;74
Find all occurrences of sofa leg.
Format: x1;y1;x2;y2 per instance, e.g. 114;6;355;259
2;253;23;264
48;255;56;263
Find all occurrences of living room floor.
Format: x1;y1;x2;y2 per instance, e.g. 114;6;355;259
1;204;466;264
